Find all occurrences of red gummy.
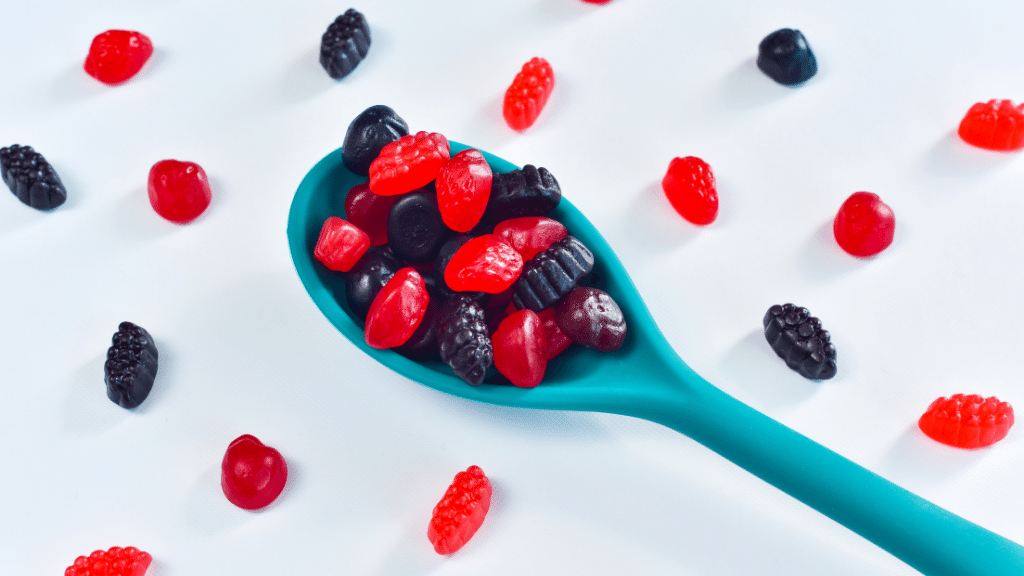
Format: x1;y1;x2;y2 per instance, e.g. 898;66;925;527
313;216;370;272
661;156;718;225
65;546;152;576
493;309;546;388
833;191;895;257
221;434;288;510
365;267;429;349
919;394;1014;449
957;99;1024;151
147;159;212;224
436;148;493;232
538;308;571;359
444;234;524;294
368;132;450;196
503;57;555;131
493;216;568;261
344;181;397;246
428;465;492;555
84;30;153;85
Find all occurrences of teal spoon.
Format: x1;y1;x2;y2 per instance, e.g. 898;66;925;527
287;143;1024;576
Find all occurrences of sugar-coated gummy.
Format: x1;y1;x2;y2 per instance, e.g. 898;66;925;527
428;465;492;555
345;248;405;321
147;159;212;224
65;545;153;576
387;187;453;263
763;304;836;380
364;267;429;349
833;192;895;257
484;164;561;223
756;29;817;86
104;321;159;409
437;295;493;386
511;235;594;312
493;309;547;388
553;287;626;352
83;30;154;85
342;105;409;176
319;9;371;80
957;99;1024;151
918;394;1014;449
221;434;288;510
0;144;67;210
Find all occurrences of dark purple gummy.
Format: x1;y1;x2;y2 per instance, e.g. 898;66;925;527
511;235;594;312
387;186;452;263
104;321;158;409
345;247;404;321
756;29;817;86
342;105;409;176
319;8;371;80
396;296;440;361
483;165;560;223
763;303;837;380
437;295;493;386
0;144;66;210
553;287;626;352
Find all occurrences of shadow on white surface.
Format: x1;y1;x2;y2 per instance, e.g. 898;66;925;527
714;57;794;112
921;131;1020;180
719;329;820;412
111;186;168;243
181;466;250;535
275;47;335;106
797;220;863;282
60;353;129;435
879;424;988;487
530;0;596;24
0;197;46;234
621;181;699;252
48;63;107;106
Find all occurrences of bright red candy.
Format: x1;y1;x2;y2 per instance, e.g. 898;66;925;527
503;57;555;131
436;148;493;232
444;234;524;294
369;132;450;196
428;465;492;555
493;309;546;388
84;30;153;85
147;159;212;223
313;216;370;272
538;308;572;359
365;267;429;349
833;191;895;257
344;181;397;246
65;546;152;576
662;156;718;225
493;216;568;261
919;394;1014;449
221;434;288;510
958;99;1024;151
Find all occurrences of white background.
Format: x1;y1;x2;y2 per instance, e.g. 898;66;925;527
1;0;1023;574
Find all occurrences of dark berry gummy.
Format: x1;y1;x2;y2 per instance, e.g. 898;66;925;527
344;181;397;247
104;321;158;409
511;235;594;312
493;309;547;388
494;216;567;261
84;30;153;85
437;295;493;386
221;434;288;510
756;29;817;86
65;546;152;576
148;159;212;224
345;248;404;321
763;304;837;380
444;234;524;294
436;148;493;233
314;216;370;272
319;9;371;80
919;394;1014;449
553;287;627;352
503;57;555;131
484;164;561;223
369;132;450;196
958;99;1024;151
342;105;409;176
396;297;441;361
364;267;429;349
833;192;895;257
428;465;492;555
0;144;67;210
662;156;717;226
387;187;452;263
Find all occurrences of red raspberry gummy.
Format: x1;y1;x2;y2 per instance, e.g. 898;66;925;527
444;234;524;294
493;216;567;261
919;394;1014;449
493;309;547;388
661;156;718;225
428;465;493;555
221;434;288;510
436;148;493;232
368;132;450;196
65;546;152;576
84;30;154;85
503;57;555;131
147;159;212;223
833;191;895;257
344;181;397;247
314;216;370;272
365;267;430;348
957;99;1024;151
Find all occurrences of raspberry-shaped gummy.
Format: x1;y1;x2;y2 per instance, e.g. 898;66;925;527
369;132;450;196
493;216;567;261
756;28;817;86
763;304;837;380
919;394;1014;449
444;234;524;294
84;30;153;85
958;99;1024;151
0;144;67;210
148;159;212;223
493;309;547;388
365;267;430;349
221;434;288;510
833;192;895;257
484;165;561;223
342;105;408;176
436;148;493;233
104;321;159;409
319;9;371;80
313;216;370;272
65;546;152;576
662;156;717;226
345;248;404;321
437;295;493;386
503;57;555;131
428;465;493;554
511;235;594;312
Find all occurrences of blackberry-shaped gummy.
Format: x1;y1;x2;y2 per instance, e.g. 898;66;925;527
756;29;817;86
104;322;159;409
319;9;371;80
484;165;561;223
342;105;409;176
763;304;836;380
511;235;594;312
437;295;493;386
0;144;66;210
345;248;404;321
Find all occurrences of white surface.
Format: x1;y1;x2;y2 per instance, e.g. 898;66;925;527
1;0;1023;574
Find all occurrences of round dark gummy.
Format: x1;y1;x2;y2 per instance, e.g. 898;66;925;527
345;247;405;322
396;296;441;361
484;164;561;223
342;105;409;176
387;187;453;263
511;235;594;312
756;28;817;86
553;287;626;352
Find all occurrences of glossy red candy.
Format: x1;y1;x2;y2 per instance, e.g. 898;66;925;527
84;30;153;85
554;287;627;352
313;216;370;272
221;434;288;510
444;234;524;294
833;191;895;257
428;465;492;555
147;159;212;223
919;394;1014;449
365;267;429;348
493;216;567;261
958;99;1024;151
493;309;546;388
538;308;571;359
503;57;555;131
65;546;152;576
662;156;717;225
344;181;397;246
436;148;492;232
369;132;450;196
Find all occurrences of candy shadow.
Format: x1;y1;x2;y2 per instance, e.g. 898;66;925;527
797;220;862;282
180;466;250;535
620;181;699;252
48;63;107;106
144;559;166;576
718;330;820;412
59;353;130;436
878;424;989;487
128;47;168;86
465;93;519;149
0;196;47;234
275;46;336;106
714;57;794;112
921;131;1019;180
110;186;167;244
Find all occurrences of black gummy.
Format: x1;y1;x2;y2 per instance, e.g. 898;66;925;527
104;321;159;409
756;28;817;86
763;303;837;380
342;105;409;176
511;235;594;312
397;297;441;361
484;165;561;223
437;295;493;386
319;8;371;80
0;144;67;210
387;187;452;263
345;248;404;322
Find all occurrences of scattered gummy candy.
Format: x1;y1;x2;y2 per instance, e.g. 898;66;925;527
0;144;67;210
319;9;371;80
763;304;837;380
428;466;493;554
104;321;158;409
661;156;718;226
221;434;288;510
147;159;212;224
84;30;154;85
833;191;895;257
757;28;817;86
64;546;152;576
919;394;1014;449
957;99;1024;151
503;57;555;131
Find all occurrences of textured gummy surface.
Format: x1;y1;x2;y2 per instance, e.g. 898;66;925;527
757;28;817;86
919;394;1015;449
104;321;158;409
763;304;837;380
65;546;152;576
444;234;523;294
221;434;288;510
512;235;594;312
83;30;153;85
342;105;408;176
661;156;717;226
313;216;370;272
437;295;493;386
554;287;627;352
958;99;1024;151
0;144;67;210
485;164;561;223
319;9;371;80
436;148;493;233
503;57;555;131
428;465;492;554
370;132;450;196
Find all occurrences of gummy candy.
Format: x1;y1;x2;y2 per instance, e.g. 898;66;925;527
553;287;627;352
436;148;493;233
503;57;555;131
387;188;453;262
444;234;524;294
428;465;492;554
511;235;594;312
314;216;370;272
919;394;1014;449
437;295;494;386
342;105;409;176
147;159;212;224
484;165;561;223
0;144;67;210
493;309;547;388
84;30;153;85
65;546;152;576
493;216;567;261
957;99;1024;151
538;308;572;359
319;9;371;80
345;248;404;321
833;192;895;257
763;304;837;380
104;321;158;409
397;298;441;361
661;156;717;226
221;434;288;510
369;132;450;196
757;28;817;86
364;267;429;349
344;181;397;247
